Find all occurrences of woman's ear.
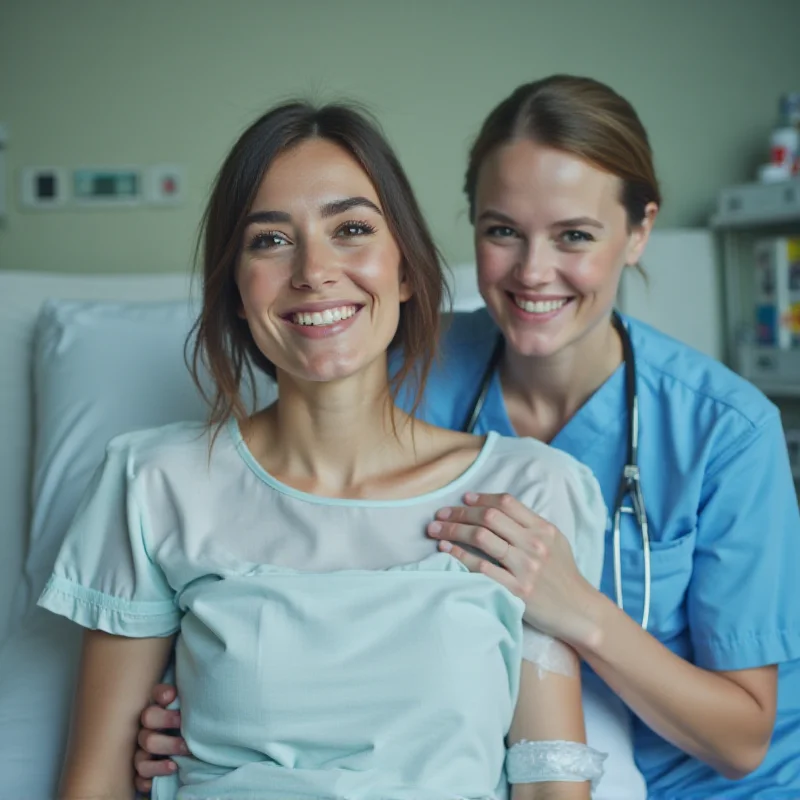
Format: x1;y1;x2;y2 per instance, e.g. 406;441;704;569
398;262;414;303
626;202;658;266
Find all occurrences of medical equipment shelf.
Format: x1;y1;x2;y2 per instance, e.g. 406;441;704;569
712;180;800;492
711;178;800;230
736;345;800;397
712;180;800;384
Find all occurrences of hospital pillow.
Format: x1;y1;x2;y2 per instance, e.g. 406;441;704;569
0;270;192;646
0;298;275;799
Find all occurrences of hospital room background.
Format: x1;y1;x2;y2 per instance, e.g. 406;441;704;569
1;1;800;797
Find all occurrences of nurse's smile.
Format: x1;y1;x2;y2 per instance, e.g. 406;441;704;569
509;293;574;322
473;139;647;362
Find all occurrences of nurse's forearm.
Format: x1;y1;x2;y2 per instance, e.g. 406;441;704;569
570;590;776;780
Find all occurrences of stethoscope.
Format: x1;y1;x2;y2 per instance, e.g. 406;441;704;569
461;310;651;630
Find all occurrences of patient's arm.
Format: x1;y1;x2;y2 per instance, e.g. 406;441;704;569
60;629;175;800
508;649;596;800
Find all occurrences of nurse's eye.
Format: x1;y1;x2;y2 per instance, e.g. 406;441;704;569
559;229;595;245
247;231;291;251
485;225;519;239
335;220;377;239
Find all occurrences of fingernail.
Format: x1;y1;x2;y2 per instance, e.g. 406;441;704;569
428;522;442;535
464;492;478;503
436;508;452;520
439;540;453;552
180;741;191;755
168;761;178;772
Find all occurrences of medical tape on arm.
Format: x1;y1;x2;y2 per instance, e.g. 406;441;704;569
506;740;607;787
523;625;578;678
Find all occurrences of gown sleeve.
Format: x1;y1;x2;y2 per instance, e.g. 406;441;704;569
37;437;181;638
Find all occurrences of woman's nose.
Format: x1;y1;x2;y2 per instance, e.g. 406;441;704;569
292;239;340;290
515;240;556;285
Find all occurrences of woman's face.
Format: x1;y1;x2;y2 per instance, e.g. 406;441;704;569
473;139;655;360
236;138;411;385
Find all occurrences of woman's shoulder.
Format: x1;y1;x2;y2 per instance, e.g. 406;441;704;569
627;315;778;430
104;419;216;477
482;435;606;585
483;434;601;499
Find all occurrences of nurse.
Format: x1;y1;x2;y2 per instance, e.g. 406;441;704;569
136;75;800;798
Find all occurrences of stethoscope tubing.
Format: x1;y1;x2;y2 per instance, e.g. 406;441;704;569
462;310;651;629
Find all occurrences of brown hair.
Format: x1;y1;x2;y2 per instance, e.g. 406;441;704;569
464;75;662;227
189;101;446;430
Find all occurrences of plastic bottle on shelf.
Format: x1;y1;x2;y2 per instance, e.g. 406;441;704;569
756;94;800;183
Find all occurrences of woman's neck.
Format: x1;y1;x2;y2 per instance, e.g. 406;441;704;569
500;315;623;442
246;360;414;495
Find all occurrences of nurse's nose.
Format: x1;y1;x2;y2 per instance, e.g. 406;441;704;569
292;236;340;291
515;239;557;285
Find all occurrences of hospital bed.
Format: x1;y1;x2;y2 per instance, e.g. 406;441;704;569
0;255;690;798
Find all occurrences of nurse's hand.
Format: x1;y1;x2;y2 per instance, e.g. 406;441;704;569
133;683;187;794
427;492;598;646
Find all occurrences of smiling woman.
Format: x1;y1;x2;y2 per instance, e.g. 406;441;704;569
193;104;443;427
37;100;609;800
234;140;411;388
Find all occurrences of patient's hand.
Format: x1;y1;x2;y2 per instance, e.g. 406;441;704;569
133;683;188;794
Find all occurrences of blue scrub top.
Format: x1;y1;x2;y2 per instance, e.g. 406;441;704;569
405;308;800;798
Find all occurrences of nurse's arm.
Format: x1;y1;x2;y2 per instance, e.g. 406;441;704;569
574;596;777;780
59;629;175;799
507;656;591;800
434;488;780;780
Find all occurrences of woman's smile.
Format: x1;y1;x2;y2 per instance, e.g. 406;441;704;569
282;302;364;338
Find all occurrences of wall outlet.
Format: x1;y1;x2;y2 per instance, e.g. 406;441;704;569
146;164;184;206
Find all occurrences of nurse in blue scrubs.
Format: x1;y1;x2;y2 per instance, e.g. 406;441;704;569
421;75;800;798
135;75;800;798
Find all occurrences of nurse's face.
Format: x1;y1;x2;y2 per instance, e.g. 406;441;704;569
473;139;655;360
236;138;411;385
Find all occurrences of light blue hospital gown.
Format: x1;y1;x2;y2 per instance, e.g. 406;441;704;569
39;420;605;800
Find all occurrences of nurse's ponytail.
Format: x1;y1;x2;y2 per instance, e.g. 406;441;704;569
463;75;662;230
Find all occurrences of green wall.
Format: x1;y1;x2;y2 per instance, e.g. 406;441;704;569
1;0;799;274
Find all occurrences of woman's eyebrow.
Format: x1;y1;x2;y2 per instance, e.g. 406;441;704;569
244;197;383;227
244;210;290;225
320;196;383;218
477;209;517;226
553;216;604;229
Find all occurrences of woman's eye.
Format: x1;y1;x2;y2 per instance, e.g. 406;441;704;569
247;231;289;251
485;225;517;239
336;220;377;238
560;230;594;245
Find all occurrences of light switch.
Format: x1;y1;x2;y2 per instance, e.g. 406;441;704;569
20;166;68;209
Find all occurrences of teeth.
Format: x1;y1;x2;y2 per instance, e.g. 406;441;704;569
291;305;358;327
513;296;568;314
